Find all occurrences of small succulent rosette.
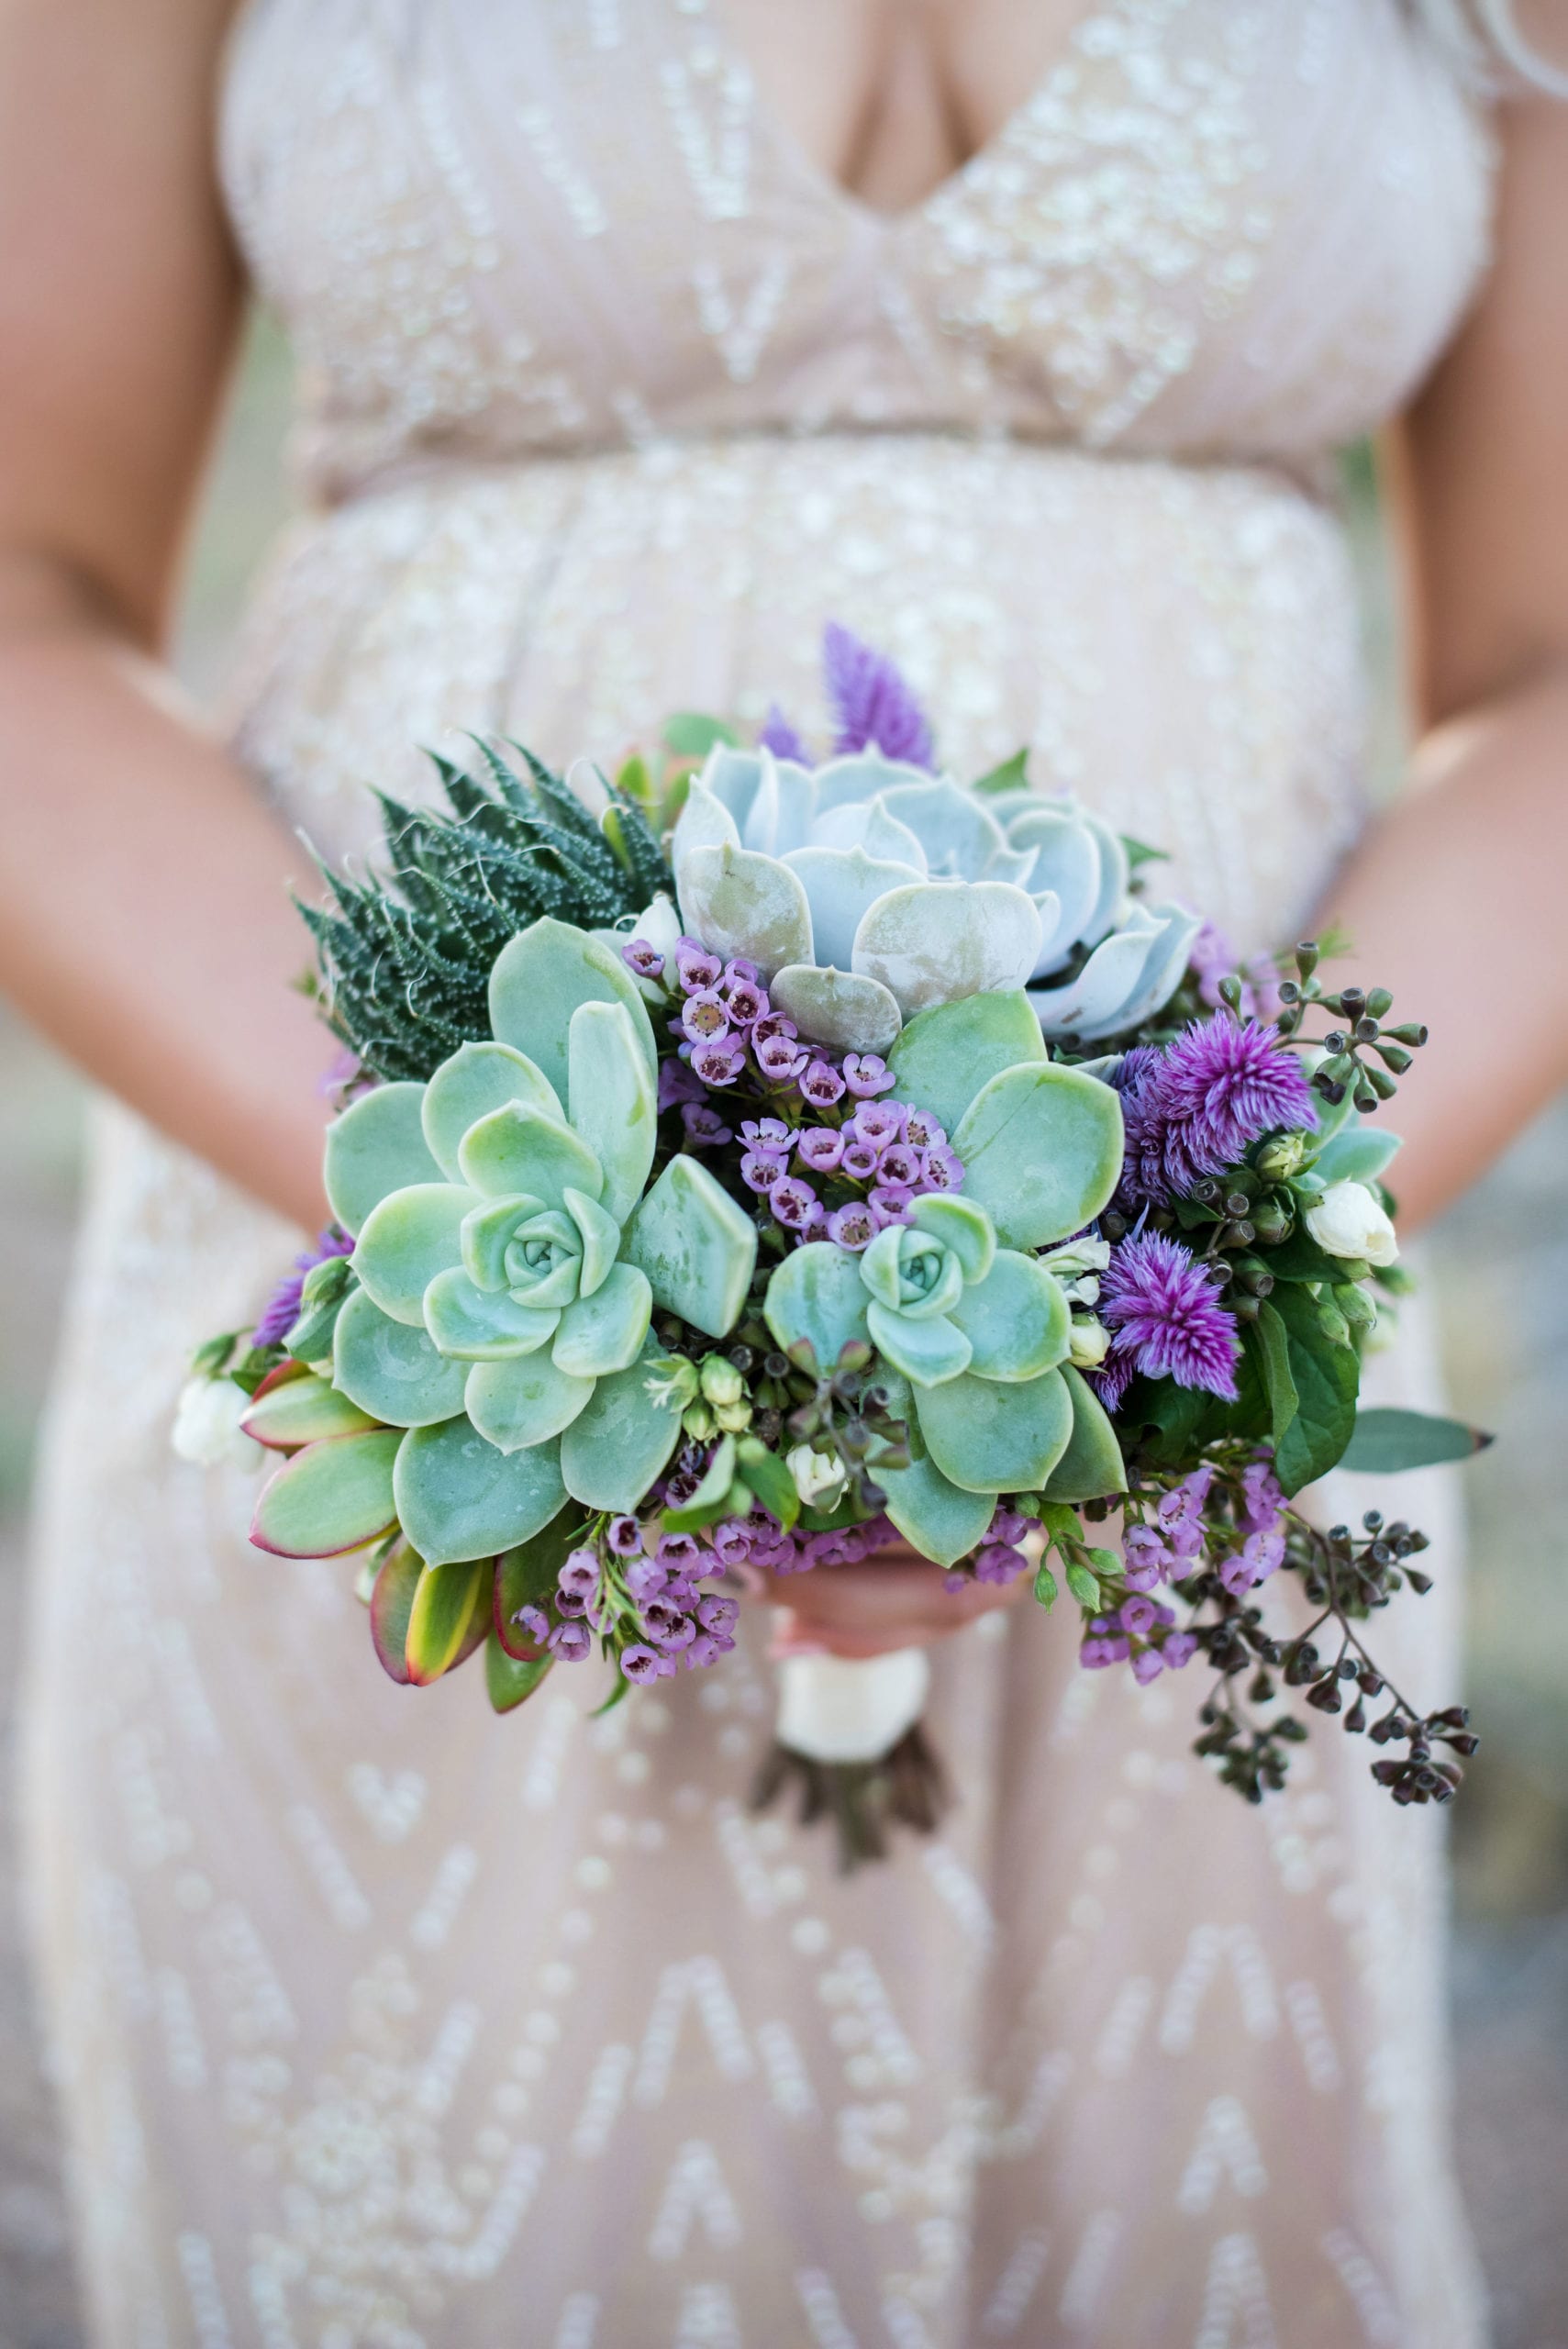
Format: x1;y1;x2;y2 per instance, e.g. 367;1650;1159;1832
671;740;1200;1051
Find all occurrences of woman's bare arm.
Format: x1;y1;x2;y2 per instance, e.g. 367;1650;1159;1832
0;0;330;1230
1318;94;1568;1230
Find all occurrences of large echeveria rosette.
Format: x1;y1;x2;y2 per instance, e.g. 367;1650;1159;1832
672;741;1200;1052
762;991;1131;1565
253;918;757;1567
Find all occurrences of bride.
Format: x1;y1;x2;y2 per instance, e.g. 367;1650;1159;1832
2;2;1565;2343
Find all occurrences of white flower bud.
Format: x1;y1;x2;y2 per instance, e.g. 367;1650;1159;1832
713;1398;753;1434
1305;1180;1398;1267
1068;1316;1111;1369
775;1647;930;1765
1040;1236;1112;1280
632;892;683;962
785;1442;847;1508
172;1376;266;1470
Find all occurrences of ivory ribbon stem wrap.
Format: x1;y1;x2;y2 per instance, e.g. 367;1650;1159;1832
773;1646;932;1765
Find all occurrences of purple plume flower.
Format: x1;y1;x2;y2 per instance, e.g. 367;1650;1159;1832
822;622;936;770
252;1227;354;1349
758;705;811;763
1099;1230;1240;1402
1118;1015;1317;1203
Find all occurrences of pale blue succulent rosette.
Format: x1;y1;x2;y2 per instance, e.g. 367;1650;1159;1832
672;740;1201;1050
252;917;758;1568
762;990;1130;1567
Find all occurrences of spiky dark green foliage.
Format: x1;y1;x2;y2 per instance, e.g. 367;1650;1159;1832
300;741;673;1081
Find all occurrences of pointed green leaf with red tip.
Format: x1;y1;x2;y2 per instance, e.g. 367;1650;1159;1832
242;1370;381;1450
405;1555;492;1686
370;1541;423;1684
250;1429;402;1557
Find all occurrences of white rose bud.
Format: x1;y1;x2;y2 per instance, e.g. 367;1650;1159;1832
1068;1316;1111;1369
1305;1179;1399;1268
172;1376;266;1470
785;1442;847;1508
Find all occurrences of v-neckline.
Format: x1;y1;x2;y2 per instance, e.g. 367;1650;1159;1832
706;1;1107;238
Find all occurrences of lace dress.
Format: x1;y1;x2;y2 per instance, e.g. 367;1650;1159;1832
21;4;1506;2342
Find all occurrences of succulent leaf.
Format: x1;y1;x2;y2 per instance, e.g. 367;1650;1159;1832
457;1103;605;1208
886;992;1048;1136
913;1366;1074;1494
420;1041;562;1181
951;1063;1123;1250
678;841;815;981
422;1265;559;1361
404;1554;492;1686
332;1286;471;1426
393;1418;567;1566
324;1082;440;1236
488;917;656;1103
370;1541;423;1684
868;1441;995;1567
241;1372;379;1448
465;1352;595;1452
566;999;656;1226
762;1241;872;1371
551;1263;653;1380
1041;1365;1129;1503
865;1300;973;1389
906;1193;996;1284
767;964;902;1055
558;1346;684;1511
250;1429;402;1557
486;1628;552;1712
851;881;1041;1016
946;1251;1071;1383
353;1183;475;1325
620;1154;758;1340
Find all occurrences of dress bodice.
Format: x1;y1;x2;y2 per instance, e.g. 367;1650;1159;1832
221;0;1495;505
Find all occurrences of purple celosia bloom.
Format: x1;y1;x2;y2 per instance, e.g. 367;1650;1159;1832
511;1603;550;1646
621;937;665;981
674;941;723;993
877;1143;923;1188
1099;1230;1240;1401
692;1033;748;1087
681;990;730;1042
828;1201;878;1252
758;704;810;763
868;1183;914;1224
620;1643;663;1683
550;1620;594;1662
800;1059;847;1108
740;1150;784;1193
252;1226;355;1349
920;1144;964;1191
822;620;936;770
796;1127;844;1174
1120;1015;1318;1204
682;1101;732;1148
842;1052;896;1098
770;1175;819;1230
606;1515;644;1558
756;1032;809;1081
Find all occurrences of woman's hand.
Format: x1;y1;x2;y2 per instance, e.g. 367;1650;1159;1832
747;1537;1031;1660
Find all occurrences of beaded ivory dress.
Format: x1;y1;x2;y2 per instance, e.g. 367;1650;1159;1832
21;3;1506;2343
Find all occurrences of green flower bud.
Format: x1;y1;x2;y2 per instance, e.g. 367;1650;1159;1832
1255;1130;1311;1181
682;1399;716;1441
1068;1316;1111;1369
643;1354;700;1411
713;1398;753;1433
699;1353;745;1408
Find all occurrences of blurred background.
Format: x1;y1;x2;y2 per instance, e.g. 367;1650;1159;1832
0;322;1564;2348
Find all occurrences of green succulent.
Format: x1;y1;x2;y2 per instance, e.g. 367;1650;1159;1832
257;917;757;1567
762;991;1129;1564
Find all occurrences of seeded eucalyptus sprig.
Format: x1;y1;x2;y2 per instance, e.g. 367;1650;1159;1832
299;740;672;1082
1258;938;1429;1114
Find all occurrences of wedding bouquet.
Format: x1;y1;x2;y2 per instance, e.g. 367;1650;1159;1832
178;629;1485;1861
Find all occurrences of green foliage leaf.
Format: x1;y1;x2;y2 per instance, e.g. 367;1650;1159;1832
1041;1365;1128;1503
970;748;1030;796
1339;1407;1491;1474
664;713;739;759
735;1437;801;1531
486;1628;553;1712
250;1429;402;1558
1268;1281;1361;1496
1251;1299;1300;1447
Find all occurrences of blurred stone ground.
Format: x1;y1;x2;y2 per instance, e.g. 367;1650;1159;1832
0;335;1563;2345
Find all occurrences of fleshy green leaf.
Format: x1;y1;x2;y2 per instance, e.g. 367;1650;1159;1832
393;1418;567;1566
735;1437;801;1532
947;1251;1070;1382
323;1082;440;1236
906;1193;996;1283
869;1442;995;1567
677;841;815;982
865;1301;973;1388
1040;1365;1128;1503
331;1286;470;1427
762;1241;872;1371
551;1263;653;1379
250;1429;402;1557
767;964;902;1055
1339;1406;1491;1474
913;1367;1074;1494
566;999;657;1226
558;1348;684;1511
353;1182;474;1325
563;1187;623;1299
488;916;657;1103
458;1103;605;1208
620;1154;758;1340
465;1352;595;1452
886;992;1049;1135
422;1264;559;1361
851;883;1041;1018
241;1372;379;1448
420;1041;562;1181
1268;1282;1361;1497
370;1541;423;1683
494;1514;580;1657
486;1628;553;1713
461;1193;546;1291
664;712;739;759
404;1555;491;1686
951;1063;1124;1250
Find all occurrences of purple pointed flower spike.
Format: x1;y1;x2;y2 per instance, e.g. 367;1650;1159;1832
821;621;935;770
758;705;810;763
